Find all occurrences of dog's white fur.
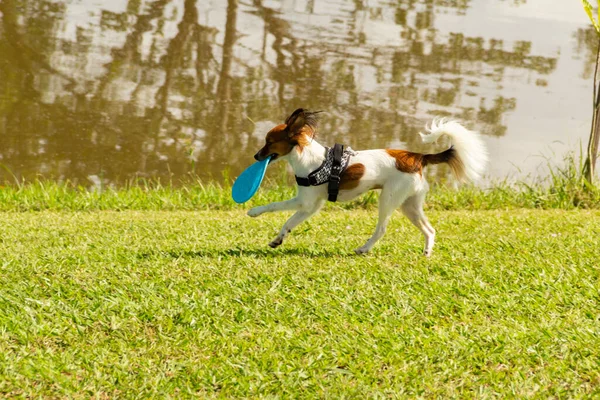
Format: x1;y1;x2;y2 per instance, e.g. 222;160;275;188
248;119;488;255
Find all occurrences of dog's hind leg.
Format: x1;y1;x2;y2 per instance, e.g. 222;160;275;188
269;200;325;248
355;186;409;255
401;193;435;256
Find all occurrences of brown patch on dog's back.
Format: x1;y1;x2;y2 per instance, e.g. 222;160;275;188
385;150;424;174
340;163;365;190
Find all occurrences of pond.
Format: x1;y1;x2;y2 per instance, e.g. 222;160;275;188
0;0;595;186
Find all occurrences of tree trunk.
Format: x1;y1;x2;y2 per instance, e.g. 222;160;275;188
584;38;600;184
585;107;600;183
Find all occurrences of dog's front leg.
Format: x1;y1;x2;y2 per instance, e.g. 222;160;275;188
269;201;324;248
247;198;300;217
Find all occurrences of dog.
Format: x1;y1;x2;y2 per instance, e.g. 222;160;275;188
248;108;487;255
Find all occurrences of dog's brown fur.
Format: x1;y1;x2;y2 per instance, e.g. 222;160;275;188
340;163;365;190
385;150;424;175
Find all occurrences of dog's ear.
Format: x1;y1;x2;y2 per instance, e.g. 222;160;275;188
285;108;306;135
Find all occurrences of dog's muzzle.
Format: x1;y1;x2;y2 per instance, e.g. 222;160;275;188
254;152;276;161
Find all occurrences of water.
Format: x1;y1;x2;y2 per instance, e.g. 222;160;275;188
0;0;595;186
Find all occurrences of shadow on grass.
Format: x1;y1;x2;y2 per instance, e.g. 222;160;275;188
137;247;354;259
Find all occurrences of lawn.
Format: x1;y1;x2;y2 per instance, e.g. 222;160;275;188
0;209;599;398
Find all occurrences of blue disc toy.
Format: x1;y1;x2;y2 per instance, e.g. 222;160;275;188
232;156;272;203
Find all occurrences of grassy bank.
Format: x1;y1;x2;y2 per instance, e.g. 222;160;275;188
0;209;599;397
0;173;598;212
1;154;598;211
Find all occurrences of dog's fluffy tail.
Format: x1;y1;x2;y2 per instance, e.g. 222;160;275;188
420;119;488;183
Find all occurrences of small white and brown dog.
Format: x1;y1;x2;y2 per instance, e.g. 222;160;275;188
248;108;487;255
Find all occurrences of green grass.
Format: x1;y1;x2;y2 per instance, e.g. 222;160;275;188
0;152;596;211
1;209;599;397
0;174;598;212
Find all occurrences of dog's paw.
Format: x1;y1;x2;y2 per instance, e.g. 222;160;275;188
354;247;369;255
247;207;263;218
269;238;283;248
423;249;432;257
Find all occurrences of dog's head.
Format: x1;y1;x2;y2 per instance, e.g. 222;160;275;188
254;108;321;161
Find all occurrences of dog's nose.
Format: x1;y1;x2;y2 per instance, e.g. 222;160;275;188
254;153;260;161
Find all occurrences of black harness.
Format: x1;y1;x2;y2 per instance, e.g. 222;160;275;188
295;143;353;202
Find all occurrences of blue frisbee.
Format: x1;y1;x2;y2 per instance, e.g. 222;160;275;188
232;156;272;203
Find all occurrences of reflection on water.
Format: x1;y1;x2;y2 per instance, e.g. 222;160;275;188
0;0;593;185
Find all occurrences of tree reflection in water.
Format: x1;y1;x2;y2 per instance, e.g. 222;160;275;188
0;0;562;185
